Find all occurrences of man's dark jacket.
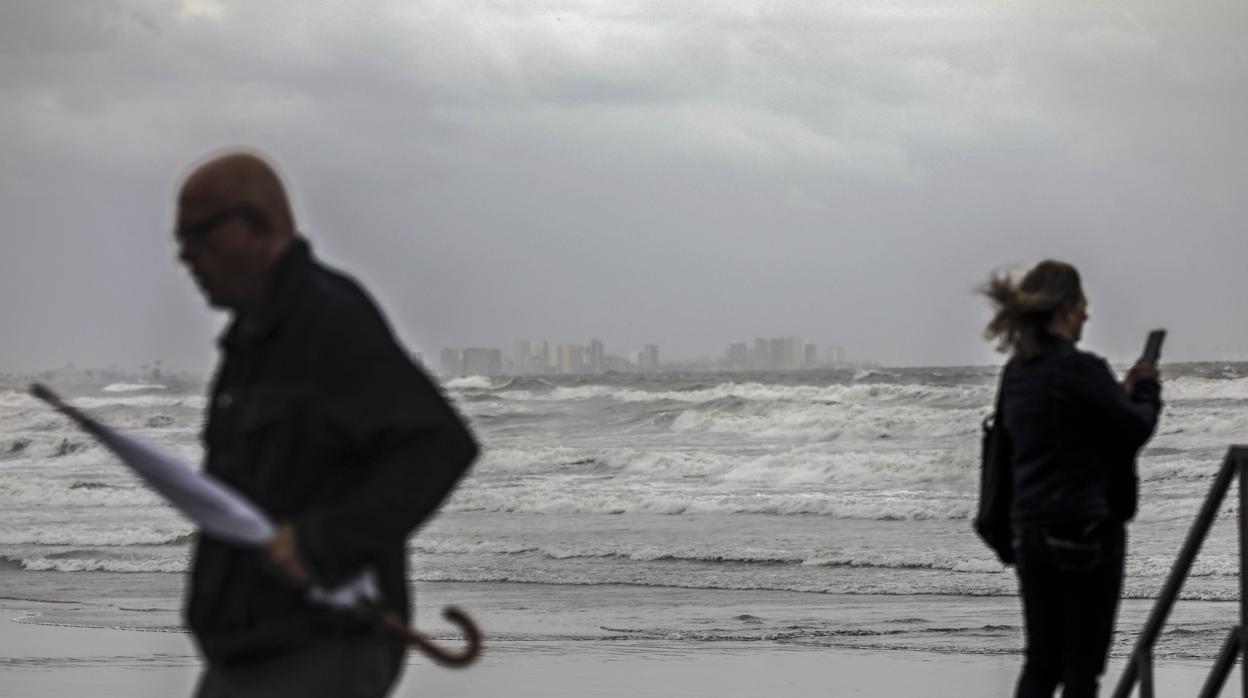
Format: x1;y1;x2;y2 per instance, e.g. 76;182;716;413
977;336;1161;561
187;239;478;663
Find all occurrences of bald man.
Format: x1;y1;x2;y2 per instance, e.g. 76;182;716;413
174;151;478;697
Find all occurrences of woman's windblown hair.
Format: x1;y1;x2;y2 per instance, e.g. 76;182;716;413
980;260;1083;360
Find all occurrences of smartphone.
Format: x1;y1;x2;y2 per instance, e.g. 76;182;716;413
1140;329;1166;366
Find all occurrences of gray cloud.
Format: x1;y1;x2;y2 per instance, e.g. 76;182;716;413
2;0;1247;372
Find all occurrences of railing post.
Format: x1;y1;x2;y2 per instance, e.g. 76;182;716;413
1111;449;1240;698
1198;627;1241;698
1139;651;1154;698
1238;446;1248;698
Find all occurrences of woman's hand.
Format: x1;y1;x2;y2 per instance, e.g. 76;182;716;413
1124;362;1161;394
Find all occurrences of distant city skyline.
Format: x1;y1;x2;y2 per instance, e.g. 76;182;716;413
437;334;853;376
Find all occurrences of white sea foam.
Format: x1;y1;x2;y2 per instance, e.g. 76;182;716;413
410;540;537;555
858;368;909;380
501;381;993;409
405;569;1022;598
447;488;975;519
474;446;977;491
714;449;974;488
411;538;1008;573
476;445;601;472
1128;555;1240;578
102;383;168;393
1138;457;1226;482
669;403;978;443
1163;376;1248;402
1154;408;1248;442
444;376;495;391
0;430;199;465
0;479;164;508
408;568;1239;601
1134;496;1235;524
464;444;1237;523
19;556;187;573
70;395;207;409
490;372;1247;411
800;551;1008;573
0;526;190;546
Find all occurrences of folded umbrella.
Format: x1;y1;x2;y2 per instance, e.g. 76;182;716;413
30;383;481;666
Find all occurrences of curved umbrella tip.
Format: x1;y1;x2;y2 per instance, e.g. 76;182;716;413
437;606;484;667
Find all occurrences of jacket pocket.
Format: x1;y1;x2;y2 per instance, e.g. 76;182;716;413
237;386;318;511
1042;521;1106;573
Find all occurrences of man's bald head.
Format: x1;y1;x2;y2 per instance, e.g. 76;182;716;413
179;151;296;239
175;150;299;312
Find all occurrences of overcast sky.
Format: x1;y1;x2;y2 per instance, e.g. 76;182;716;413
2;0;1246;372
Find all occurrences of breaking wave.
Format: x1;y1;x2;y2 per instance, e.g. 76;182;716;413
1163;376;1248;402
499;381;994;409
0;528;191;546
407;570;1239;602
15;556;187;574
69;395;207;409
444;376;495;391
447;488;975;520
409;539;1239;580
102;383;167;393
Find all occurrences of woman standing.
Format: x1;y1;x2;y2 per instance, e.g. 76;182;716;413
979;260;1161;698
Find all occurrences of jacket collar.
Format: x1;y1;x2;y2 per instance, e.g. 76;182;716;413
1034;331;1076;359
219;238;312;350
1044;331;1075;350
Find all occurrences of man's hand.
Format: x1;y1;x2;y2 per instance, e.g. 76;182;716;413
1124;362;1161;394
265;523;311;587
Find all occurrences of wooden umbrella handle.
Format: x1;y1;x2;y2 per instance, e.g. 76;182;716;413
377;606;483;668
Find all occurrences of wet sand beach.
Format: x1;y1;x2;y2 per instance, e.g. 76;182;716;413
0;608;1223;697
0;581;1234;697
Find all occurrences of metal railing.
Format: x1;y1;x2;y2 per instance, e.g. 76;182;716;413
1112;446;1248;698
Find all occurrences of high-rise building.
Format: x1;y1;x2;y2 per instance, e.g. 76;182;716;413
784;337;803;370
604;353;632;372
753;337;769;369
726;342;750;370
558;344;585;374
514;340;551;374
462;348;503;376
638;345;660;372
588;338;606;374
514;340;533;374
439;348;462;377
766;337;804;370
824;345;846;366
804;343;818;368
540;340;557;371
767;338;787;370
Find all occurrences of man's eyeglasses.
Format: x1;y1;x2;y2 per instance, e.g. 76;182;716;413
175;203;266;243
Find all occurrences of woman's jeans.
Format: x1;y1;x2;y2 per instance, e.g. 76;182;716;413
1014;520;1126;698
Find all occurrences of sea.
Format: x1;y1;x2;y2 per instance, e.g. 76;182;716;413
2;364;1247;666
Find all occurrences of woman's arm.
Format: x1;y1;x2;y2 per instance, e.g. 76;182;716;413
1073;354;1162;453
